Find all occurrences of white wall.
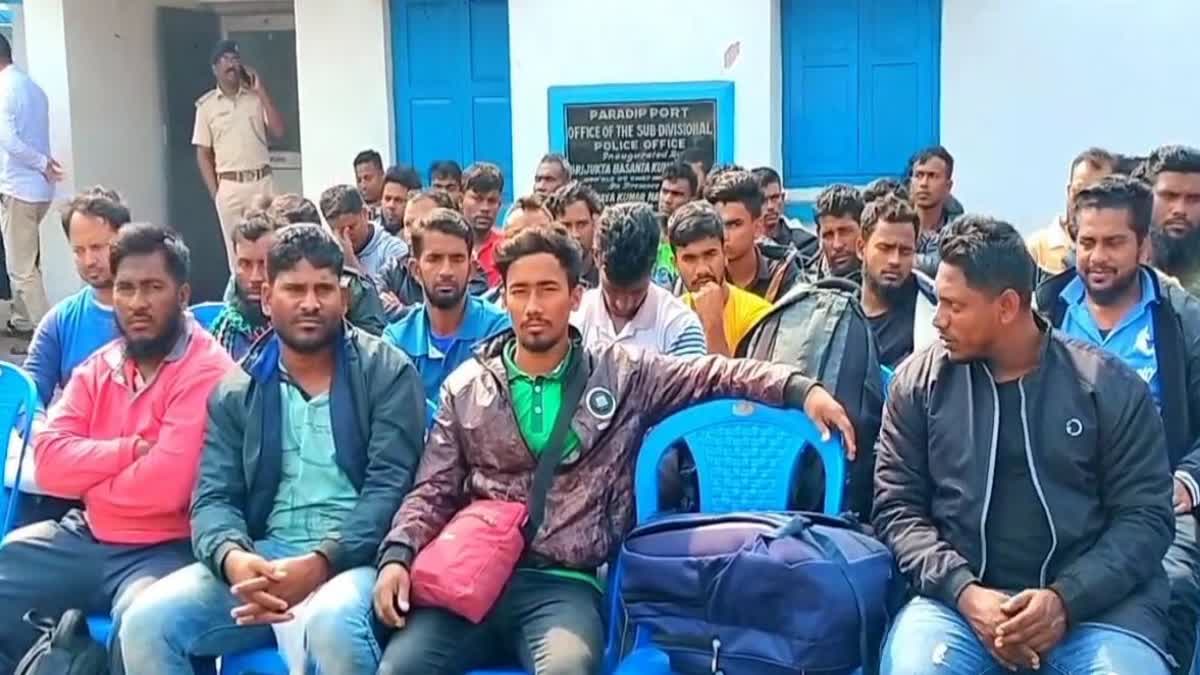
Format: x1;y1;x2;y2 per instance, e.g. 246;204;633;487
941;0;1200;232
293;0;393;199
508;0;780;198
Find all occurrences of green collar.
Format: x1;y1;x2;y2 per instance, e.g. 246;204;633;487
502;339;573;383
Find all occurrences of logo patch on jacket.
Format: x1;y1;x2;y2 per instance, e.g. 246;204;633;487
1065;418;1083;437
586;386;616;419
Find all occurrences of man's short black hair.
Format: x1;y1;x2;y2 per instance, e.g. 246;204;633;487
268;194;321;225
667;201;725;249
862;177;909;204
61;186;131;237
0;35;12;63
909;145;956;178
704;170;764;219
1116;154;1145;177
408;189;460;211
939;214;1035;305
353;149;384;171
410;207;474;257
110;223;190;285
233;209;285;249
751;166;782;189
538;153;573;180
429;160;463;183
318;185;365;223
384;164;422;191
1072;175;1153;243
496;224;583;288
678;148;712;174
596;202;660;285
659;162;699;197
815;184;864;228
861;194;920;241
267;223;345;281
546;181;602;219
463;162;505;195
1134;145;1200;184
1070;147;1118;175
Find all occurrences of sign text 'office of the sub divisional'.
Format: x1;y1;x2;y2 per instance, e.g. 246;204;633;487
564;101;718;205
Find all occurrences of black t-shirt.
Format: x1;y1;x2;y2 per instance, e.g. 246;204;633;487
867;283;917;368
981;380;1053;591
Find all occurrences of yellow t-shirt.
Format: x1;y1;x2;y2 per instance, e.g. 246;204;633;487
684;284;775;353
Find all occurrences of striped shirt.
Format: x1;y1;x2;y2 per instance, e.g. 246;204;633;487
572;283;707;358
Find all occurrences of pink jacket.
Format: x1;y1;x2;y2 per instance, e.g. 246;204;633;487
35;322;235;545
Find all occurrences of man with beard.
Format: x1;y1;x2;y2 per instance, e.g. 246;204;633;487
1027;148;1117;276
379;164;422;237
533;153;571;197
1141;145;1200;296
908;145;959;277
384;208;510;407
752;166;819;259
859;194;937;368
809;184;865;285
461;162;506;287
669;201;772;356
706;169;804;302
548;181;603;288
877;215;1173;675
353;149;386;220
319;184;408;286
121;223;425;674
652;161;699;289
210;210;283;360
0;223;234;673
1036;175;1200;672
371;223;855;674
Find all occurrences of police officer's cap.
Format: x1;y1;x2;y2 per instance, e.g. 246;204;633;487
210;39;240;65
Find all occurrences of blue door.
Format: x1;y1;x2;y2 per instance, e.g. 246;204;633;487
391;0;513;198
782;0;940;188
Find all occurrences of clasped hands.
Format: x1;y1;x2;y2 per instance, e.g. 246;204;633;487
222;549;330;626
957;584;1068;671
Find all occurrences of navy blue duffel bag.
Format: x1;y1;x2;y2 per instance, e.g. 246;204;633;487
620;511;901;674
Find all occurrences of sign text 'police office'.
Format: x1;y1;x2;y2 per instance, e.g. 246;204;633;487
565;100;717;205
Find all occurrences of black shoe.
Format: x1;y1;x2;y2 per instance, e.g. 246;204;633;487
3;321;33;341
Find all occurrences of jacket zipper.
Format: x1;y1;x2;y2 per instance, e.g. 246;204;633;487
977;365;1002;582
1017;379;1058;587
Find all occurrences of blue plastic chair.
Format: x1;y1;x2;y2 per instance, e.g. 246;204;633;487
617;398;849;674
219;643;288;675
0;362;41;539
190;301;225;331
881;365;895;401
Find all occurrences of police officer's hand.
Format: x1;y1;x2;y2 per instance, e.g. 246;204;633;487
801;385;857;460
1174;477;1195;514
374;562;411;629
243;65;263;92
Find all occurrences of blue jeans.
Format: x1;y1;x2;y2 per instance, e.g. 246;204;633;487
881;596;1169;675
118;539;381;675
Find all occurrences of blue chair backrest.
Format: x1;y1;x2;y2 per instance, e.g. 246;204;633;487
0;363;40;538
881;365;895;401
634;398;847;524
190;302;224;331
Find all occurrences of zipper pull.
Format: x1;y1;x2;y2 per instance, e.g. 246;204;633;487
711;636;722;674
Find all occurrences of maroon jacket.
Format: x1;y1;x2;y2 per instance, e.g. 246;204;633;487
379;330;813;570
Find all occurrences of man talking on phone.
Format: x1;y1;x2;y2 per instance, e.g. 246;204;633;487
193;39;285;270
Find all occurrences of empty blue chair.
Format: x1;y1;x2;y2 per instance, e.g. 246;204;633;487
190;301;225;331
0;362;40;539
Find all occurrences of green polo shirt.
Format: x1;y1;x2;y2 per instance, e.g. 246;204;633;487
502;340;598;590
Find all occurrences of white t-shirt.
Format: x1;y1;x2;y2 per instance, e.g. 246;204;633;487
571;284;707;358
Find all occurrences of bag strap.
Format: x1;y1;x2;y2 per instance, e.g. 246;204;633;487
522;349;591;543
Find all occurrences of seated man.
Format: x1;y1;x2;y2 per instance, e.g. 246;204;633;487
876;215;1173;675
654;161;699;289
668;201;773;356
753;165;818;258
372;224;856;674
573;203;707;357
859;194;937;368
384;208;510;408
0;224;235;672
808;184;864;285
1035;175;1200;671
462;162;506;288
705;169;804;302
120;224;426;674
547;181;602;288
379;163;423;236
504;194;553;232
319;184;408;285
210;210;284;360
1027;148;1116;276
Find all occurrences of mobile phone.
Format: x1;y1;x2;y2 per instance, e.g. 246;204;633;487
239;65;253;87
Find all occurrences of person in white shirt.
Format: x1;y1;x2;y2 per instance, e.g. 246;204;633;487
572;202;707;357
0;34;60;345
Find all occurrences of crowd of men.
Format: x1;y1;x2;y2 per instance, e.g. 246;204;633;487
2;33;1200;675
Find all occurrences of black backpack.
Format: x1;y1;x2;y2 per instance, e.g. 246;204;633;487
737;278;884;519
15;610;109;675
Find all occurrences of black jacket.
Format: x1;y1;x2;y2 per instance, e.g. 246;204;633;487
873;326;1174;651
1036;266;1200;497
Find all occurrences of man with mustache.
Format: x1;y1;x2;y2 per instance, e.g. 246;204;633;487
209;209;284;360
1141;146;1200;296
120;224;425;674
859;194;937;368
670;200;772;357
461;162;506;288
384;208;510;407
809;184;865;285
1036;175;1200;672
0;224;235;673
193;39;284;269
877;215;1173;675
533;153;572;197
908;145;958;277
352;149;385;221
379;164;422;237
547;181;602;288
